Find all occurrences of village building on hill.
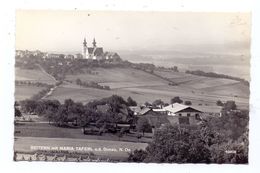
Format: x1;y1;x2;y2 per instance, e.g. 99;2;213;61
82;37;120;61
15;37;121;61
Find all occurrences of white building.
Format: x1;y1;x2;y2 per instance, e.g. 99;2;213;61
163;103;203;125
82;37;104;60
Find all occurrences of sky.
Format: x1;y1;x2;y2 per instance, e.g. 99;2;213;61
16;10;251;53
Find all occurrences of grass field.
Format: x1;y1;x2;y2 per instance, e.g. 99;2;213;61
15;122;152;143
15;67;57;101
48;67;249;108
14;122;150;160
15;85;46;101
15;67;56;85
66;67;168;89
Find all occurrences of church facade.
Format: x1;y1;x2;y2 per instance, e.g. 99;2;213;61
82;37;104;60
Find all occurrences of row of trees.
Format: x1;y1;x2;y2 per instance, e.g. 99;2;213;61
19;95;137;128
15;81;54;88
186;70;249;86
75;78;110;90
144;97;192;109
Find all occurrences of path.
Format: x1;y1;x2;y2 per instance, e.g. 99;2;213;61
36;64;59;99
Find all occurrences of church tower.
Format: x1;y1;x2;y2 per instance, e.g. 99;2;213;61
91;38;97;60
92;38;97;47
82;37;88;59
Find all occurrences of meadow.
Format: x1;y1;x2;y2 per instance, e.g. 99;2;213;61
15;67;56;85
15;85;46;101
47;67;249;109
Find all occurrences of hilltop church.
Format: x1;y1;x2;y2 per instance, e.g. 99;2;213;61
82;37;104;60
82;37;121;61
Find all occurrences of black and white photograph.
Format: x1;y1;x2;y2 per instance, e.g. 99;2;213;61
12;9;251;163
13;10;251;164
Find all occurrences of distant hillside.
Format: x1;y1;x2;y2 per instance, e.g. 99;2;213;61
119;50;250;80
46;67;249;109
65;67;168;89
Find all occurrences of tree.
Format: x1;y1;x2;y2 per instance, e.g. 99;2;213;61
128;149;148;162
223;101;237;111
127;97;137;106
117;128;125;141
76;78;82;85
144;102;152;107
20;99;38;113
136;117;152;136
203;109;249;140
184;100;192;105
164;103;169;107
170;97;183;104
152;99;164;108
143;125;211;163
173;66;178;72
15;108;22;117
210;126;248;164
216;100;224;106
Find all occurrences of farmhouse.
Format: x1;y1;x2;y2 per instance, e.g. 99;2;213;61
164;103;203;125
139;107;156;116
192;105;222;117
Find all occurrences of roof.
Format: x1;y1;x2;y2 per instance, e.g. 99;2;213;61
88;47;103;56
153;108;166;112
164;103;202;114
192;105;222;113
139;107;152;115
129;106;142;113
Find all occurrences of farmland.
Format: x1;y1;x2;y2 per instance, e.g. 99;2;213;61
15;67;56;85
14;122;150;160
66;67;168;89
15;67;57;101
15;122;152;143
15;85;45;101
46;67;249;108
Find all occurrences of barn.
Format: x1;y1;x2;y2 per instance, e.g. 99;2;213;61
164;103;203;125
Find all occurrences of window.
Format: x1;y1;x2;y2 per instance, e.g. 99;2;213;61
195;114;200;120
179;113;182;116
187;113;190;117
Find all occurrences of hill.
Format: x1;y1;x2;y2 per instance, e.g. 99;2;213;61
46;67;249;108
15;67;56;101
15;67;56;85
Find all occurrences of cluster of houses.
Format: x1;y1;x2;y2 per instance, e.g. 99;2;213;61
16;37;121;62
130;103;222;127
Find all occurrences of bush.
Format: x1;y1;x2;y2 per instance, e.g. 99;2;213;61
184;100;192;105
216;100;224;106
127;97;137;106
170;97;183;104
128;149;148;162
